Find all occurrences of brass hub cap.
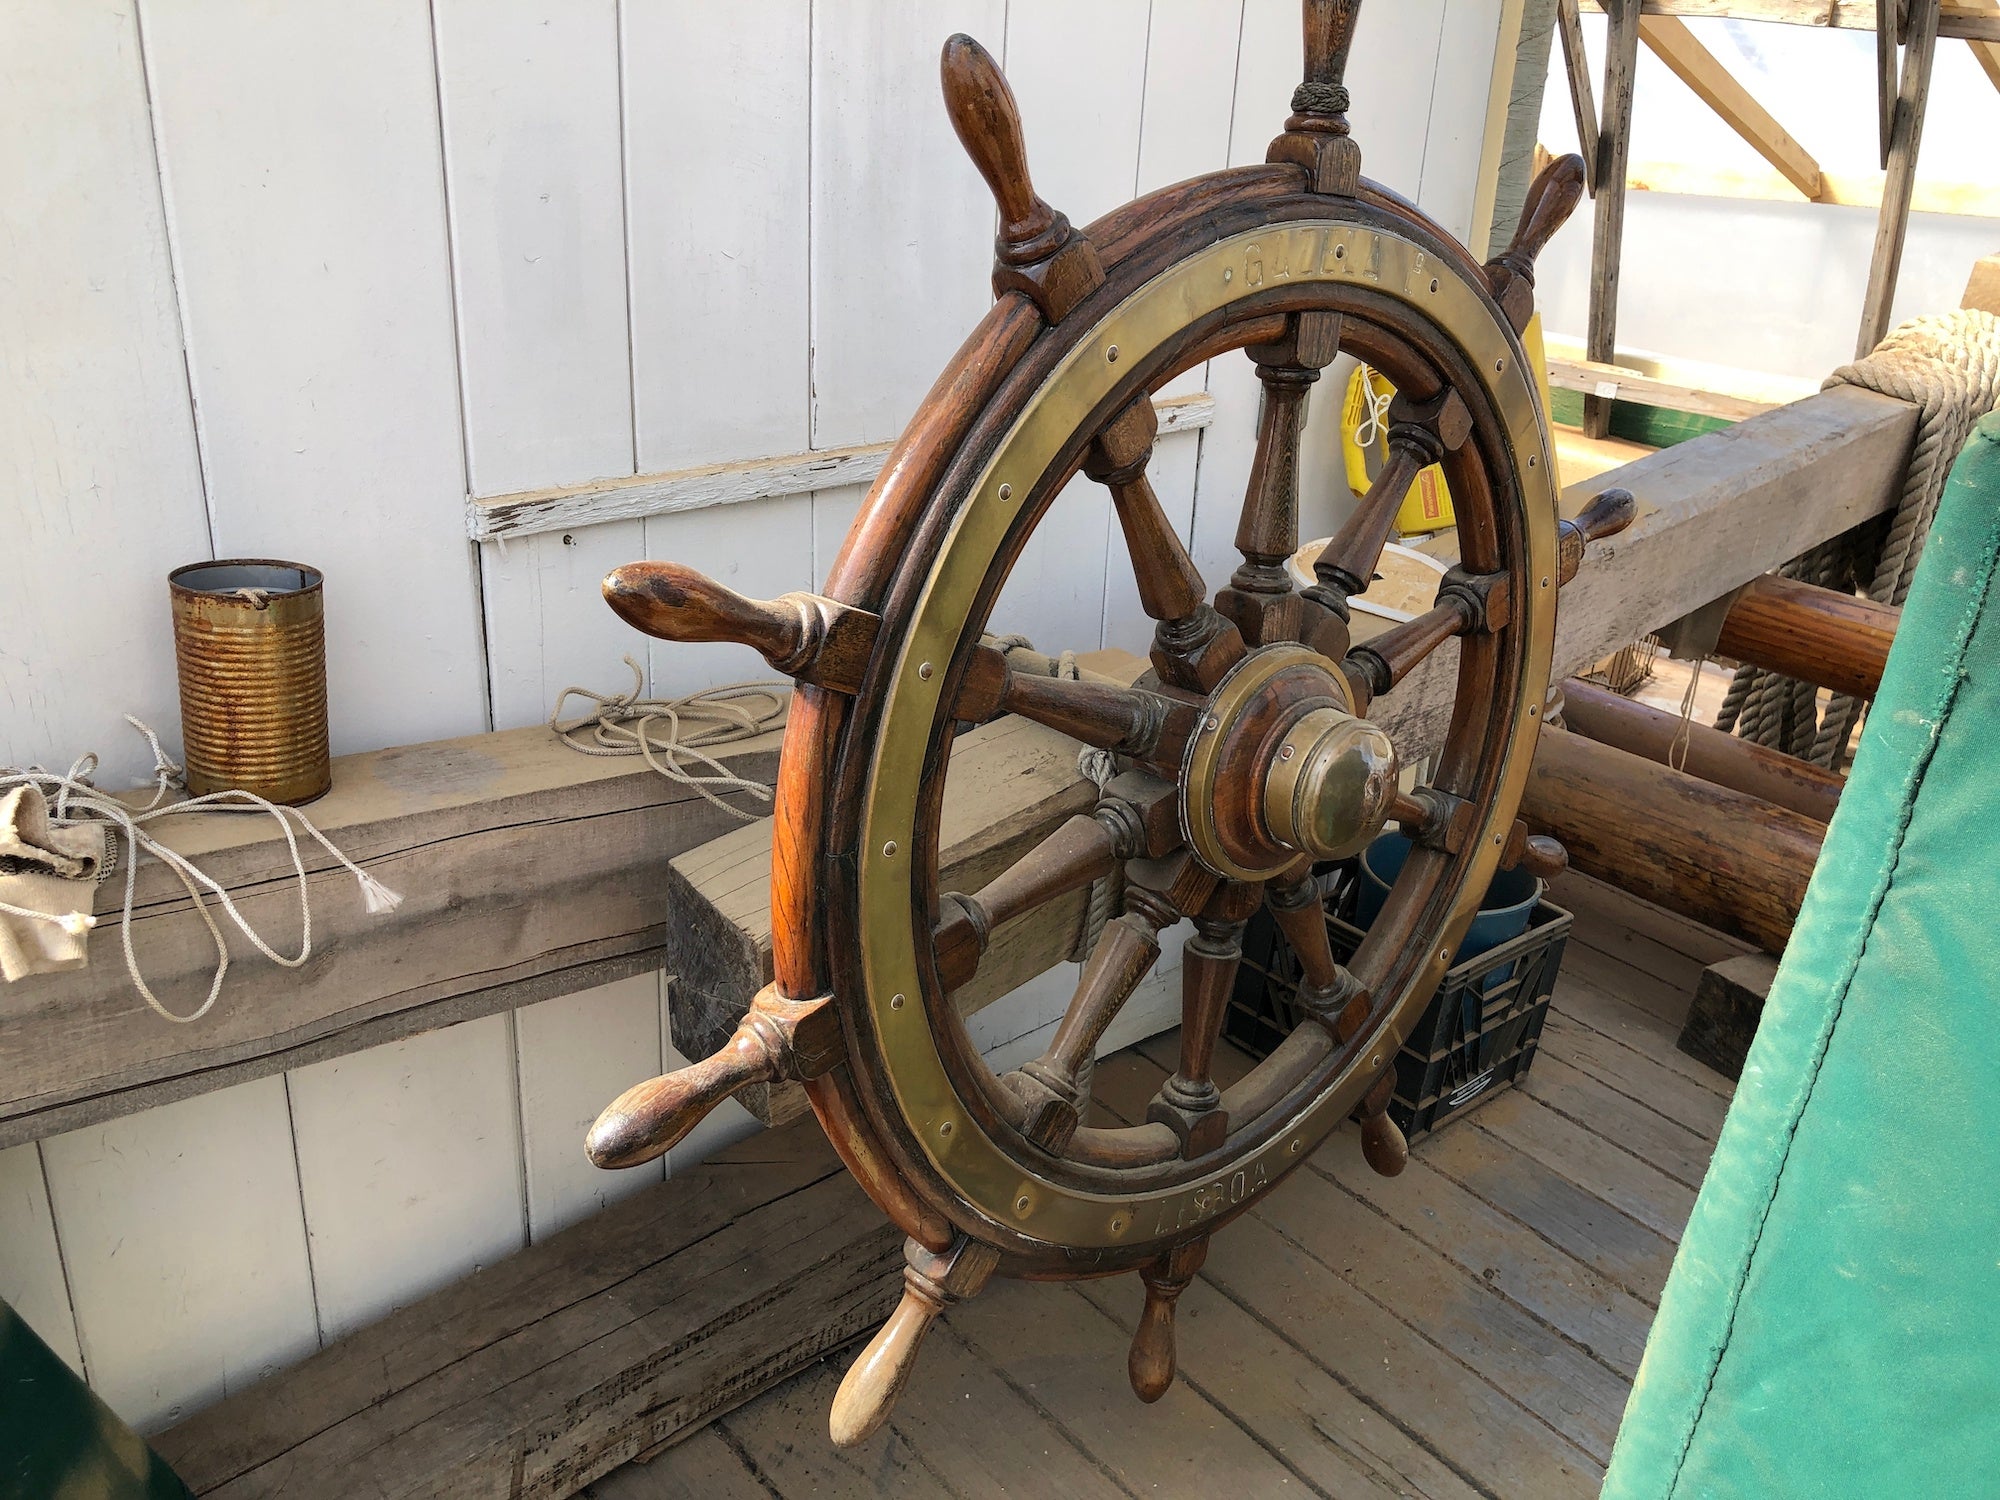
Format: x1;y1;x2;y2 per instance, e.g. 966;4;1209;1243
1180;644;1400;880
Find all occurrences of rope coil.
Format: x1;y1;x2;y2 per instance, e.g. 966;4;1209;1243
1720;310;2000;767
548;656;787;819
1;718;402;1024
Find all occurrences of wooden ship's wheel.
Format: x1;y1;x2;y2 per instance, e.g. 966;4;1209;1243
585;0;1631;1448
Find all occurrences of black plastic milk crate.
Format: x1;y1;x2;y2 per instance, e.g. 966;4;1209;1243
1223;876;1573;1141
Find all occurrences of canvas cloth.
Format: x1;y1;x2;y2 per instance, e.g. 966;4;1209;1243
0;784;105;981
1604;413;2000;1496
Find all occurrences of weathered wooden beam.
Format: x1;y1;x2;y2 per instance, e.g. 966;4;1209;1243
1680;951;1781;1080
1559;676;1844;822
1371;386;1919;760
1521;725;1823;953
0;722;787;1150
1584;0;1642;439
1580;1;2000;41
1966;252;2000;312
152;1114;900;1499
1545;356;1777;421
1555;0;1601;193
1967;1;2000;92
1714;572;1900;699
1638;16;1825;199
466;392;1216;542
1859;0;1940;355
1624;157;2000;215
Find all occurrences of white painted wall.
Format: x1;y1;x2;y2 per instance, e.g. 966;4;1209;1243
0;0;1509;1433
1534;15;2000;383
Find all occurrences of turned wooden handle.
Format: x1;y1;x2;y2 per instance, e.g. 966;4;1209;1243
831;1272;946;1447
1301;0;1363;89
1557;487;1637;585
1127;1238;1208;1403
586;1029;777;1169
1517;834;1568;882
940;34;1058;262
1357;1069;1407;1177
1503;153;1587;277
586;988;838;1169
603;561;801;655
603;562;876;692
1573;486;1637;542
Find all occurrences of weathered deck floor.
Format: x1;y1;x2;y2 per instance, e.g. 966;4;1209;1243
590;876;1743;1500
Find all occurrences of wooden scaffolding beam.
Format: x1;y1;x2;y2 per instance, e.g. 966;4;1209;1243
1580;2;2000;42
1638;16;1825;199
1859;0;1941;355
1585;0;1643;439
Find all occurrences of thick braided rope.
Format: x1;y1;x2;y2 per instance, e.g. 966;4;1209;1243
1721;311;2000;765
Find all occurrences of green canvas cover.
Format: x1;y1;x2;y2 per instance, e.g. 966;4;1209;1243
1603;412;2000;1498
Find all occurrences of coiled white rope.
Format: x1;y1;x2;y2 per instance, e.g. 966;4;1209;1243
1;717;402;1024
548;656;787;819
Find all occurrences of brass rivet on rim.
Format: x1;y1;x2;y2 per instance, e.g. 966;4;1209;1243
883;840;898;857
890;992;906;1010
998;482;1013;501
917;661;934;680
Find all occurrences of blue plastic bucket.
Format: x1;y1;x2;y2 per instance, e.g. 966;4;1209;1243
1357;831;1543;989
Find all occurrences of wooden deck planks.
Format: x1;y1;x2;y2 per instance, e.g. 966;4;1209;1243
586;890;1740;1500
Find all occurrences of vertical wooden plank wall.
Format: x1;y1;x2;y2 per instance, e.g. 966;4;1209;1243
0;0;1508;1434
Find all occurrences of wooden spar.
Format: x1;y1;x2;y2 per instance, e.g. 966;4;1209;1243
1558;677;1844;823
1521;725;1823;954
1715;573;1900;700
1583;0;1641;439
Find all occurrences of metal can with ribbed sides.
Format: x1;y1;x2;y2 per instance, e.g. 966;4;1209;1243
167;559;331;805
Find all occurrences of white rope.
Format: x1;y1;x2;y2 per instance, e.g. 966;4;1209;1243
1;718;403;1025
1352;364;1394;452
1668;656;1705;775
548;656;787;819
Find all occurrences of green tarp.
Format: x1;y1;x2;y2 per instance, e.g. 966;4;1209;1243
1604;412;2000;1497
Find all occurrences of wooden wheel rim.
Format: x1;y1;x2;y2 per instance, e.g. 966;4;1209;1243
840;216;1559;1253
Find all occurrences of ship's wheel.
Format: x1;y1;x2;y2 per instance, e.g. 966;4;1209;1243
585;0;1631;1447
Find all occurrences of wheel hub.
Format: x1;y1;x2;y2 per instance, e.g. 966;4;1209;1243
1179;644;1400;880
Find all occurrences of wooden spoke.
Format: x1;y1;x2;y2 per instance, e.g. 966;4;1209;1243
1147;889;1257;1158
1087;397;1246;694
1266;0;1365;192
1265;876;1369;1039
939;34;1103;321
935;812;1126;990
1345;597;1467;704
1310;387;1472;608
1001;671;1191;765
1004;853;1215;1153
1218;313;1340;647
1127;1236;1209;1402
1483;152;1587;333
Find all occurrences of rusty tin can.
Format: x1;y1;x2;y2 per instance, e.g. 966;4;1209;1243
168;559;331;805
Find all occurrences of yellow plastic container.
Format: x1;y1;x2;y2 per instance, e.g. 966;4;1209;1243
1338;313;1558;536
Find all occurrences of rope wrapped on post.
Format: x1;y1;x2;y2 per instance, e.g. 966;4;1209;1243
1717;310;2000;767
